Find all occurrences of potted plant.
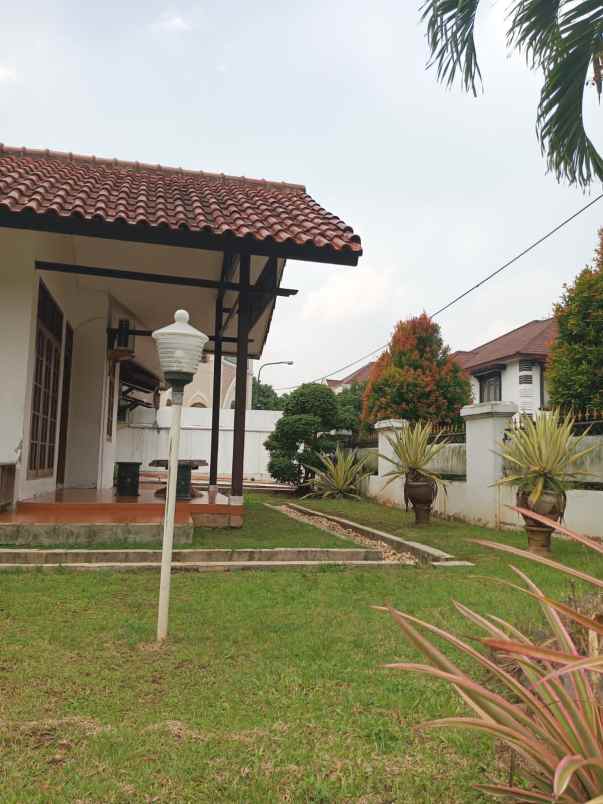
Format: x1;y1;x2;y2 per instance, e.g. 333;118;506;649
380;421;449;525
304;443;372;499
496;410;595;554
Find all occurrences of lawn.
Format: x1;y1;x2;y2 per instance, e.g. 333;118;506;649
192;495;358;549
1;493;601;802
266;492;562;564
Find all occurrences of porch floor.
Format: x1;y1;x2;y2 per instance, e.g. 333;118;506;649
0;483;239;525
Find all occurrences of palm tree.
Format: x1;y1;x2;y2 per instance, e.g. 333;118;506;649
421;1;603;187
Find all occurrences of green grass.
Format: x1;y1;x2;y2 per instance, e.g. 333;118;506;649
192;495;358;549
1;493;601;802
268;492;556;563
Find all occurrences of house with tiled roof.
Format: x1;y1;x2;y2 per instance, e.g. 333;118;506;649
452;318;558;414
325;361;376;394
0;145;362;527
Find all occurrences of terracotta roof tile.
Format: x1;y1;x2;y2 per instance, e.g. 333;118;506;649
329;361;377;388
453;318;558;371
0;145;362;261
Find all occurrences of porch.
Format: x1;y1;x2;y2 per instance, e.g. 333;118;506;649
0;145;362;534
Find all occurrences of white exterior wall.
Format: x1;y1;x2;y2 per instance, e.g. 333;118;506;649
369;408;603;539
0;229;120;500
117;407;282;480
0;231;37;472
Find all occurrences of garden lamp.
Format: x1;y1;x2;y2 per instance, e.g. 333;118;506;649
152;310;208;641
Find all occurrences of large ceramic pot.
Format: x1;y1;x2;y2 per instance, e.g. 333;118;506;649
517;488;566;555
405;473;437;525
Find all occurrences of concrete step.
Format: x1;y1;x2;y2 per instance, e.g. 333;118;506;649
0;547;382;565
0;560;403;573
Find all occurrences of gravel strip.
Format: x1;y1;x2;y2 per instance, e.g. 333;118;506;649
278;505;416;565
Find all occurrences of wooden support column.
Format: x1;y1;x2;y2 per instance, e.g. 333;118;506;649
231;254;251;502
208;295;223;498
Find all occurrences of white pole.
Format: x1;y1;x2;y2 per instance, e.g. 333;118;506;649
157;394;183;642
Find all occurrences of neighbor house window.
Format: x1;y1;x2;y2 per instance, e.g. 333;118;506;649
479;372;501;403
28;282;63;478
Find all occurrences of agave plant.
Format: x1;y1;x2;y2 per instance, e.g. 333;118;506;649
378;508;603;802
380;421;450;524
304;443;371;499
381;421;450;485
496;410;595;508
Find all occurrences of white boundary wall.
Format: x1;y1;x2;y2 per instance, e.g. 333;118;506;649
368;403;603;538
117;407;282;481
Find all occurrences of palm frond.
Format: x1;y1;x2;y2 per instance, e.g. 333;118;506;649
420;0;603;187
420;0;482;95
507;0;563;65
537;2;603;186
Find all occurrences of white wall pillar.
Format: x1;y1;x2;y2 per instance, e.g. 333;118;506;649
461;401;518;527
374;419;407;477
64;308;109;489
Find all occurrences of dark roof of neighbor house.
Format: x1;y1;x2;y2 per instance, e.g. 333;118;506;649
328;360;377;388
453;318;558;372
0;145;362;265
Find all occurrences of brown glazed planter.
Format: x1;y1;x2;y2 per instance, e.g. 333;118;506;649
517;489;565;555
405;477;437;525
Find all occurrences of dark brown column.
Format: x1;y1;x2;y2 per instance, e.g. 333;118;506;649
208;294;223;489
231;254;251;499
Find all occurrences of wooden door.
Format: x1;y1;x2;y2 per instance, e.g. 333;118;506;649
56;324;73;486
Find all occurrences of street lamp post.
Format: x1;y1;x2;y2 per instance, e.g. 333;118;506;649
257;360;294;385
152;310;208;642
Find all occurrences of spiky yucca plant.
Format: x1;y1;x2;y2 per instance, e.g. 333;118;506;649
380;421;449;489
378;508;603;802
304;444;371;499
496;410;595;507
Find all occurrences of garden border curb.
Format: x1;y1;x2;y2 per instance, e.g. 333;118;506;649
284;503;474;568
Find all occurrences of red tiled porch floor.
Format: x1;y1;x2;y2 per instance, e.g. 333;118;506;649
0;484;240;525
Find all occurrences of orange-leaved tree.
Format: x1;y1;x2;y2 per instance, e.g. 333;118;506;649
362;313;471;425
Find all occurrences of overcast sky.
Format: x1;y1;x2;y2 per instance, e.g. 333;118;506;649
2;1;602;390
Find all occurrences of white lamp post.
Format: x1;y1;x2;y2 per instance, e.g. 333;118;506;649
152;310;208;642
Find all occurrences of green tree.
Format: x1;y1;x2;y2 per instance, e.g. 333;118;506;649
336;382;366;435
363;313;471;424
548;234;603;409
252;377;285;410
264;383;339;487
421;1;603;187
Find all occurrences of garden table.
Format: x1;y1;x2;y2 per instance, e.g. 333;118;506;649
149;459;208;501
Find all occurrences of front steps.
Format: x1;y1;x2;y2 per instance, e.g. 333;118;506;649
0;547;395;572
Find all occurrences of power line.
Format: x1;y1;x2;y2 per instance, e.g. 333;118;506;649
274;193;603;391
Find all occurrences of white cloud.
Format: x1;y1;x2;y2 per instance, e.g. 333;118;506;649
151;12;192;33
0;66;17;83
300;263;406;325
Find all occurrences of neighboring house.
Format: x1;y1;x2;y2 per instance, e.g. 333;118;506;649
452;318;558;414
161;355;253;410
325;361;376;394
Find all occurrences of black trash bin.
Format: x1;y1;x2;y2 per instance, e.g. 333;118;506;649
115;461;142;497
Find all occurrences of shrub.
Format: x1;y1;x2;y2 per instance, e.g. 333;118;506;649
304;444;371;499
264;384;339;488
377;509;603;801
